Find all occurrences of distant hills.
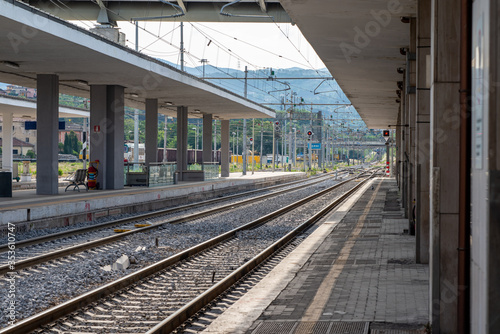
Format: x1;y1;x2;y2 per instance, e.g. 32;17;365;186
0;62;363;126
158;59;360;122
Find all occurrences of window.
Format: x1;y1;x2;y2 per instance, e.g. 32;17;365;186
26;137;29;143
13;149;18;154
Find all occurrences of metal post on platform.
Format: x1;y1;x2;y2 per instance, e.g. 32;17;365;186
386;142;390;177
243;66;248;176
272;123;275;173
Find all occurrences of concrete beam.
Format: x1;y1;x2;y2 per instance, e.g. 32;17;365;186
145;99;158;166
36;74;59;195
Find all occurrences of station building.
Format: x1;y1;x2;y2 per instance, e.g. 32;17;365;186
1;0;500;332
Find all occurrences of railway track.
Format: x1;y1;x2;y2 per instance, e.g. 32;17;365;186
1;171;342;251
0;170;355;275
0;171;377;334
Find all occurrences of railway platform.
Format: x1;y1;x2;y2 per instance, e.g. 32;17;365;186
0;171;306;231
203;178;429;334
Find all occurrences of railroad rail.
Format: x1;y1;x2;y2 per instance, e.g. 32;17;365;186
0;171;355;275
0;171;378;334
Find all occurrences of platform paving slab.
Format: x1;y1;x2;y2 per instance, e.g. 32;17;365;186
202;178;429;334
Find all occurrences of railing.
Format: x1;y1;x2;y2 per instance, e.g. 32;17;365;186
149;162;177;187
187;163;202;171
124;162;148;186
202;162;219;180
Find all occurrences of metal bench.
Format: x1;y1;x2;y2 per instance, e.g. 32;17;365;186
64;169;88;192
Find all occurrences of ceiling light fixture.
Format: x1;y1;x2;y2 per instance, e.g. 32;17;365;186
1;61;20;69
165;101;173;105
193;109;201;113
130;93;139;98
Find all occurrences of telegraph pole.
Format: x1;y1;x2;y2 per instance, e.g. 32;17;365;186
180;22;184;71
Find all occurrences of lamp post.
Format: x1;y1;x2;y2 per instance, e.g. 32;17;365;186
292;127;296;167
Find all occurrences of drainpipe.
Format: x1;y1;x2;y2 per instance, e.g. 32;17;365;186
458;0;471;333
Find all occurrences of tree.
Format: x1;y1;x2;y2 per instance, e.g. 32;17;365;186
63;131;80;155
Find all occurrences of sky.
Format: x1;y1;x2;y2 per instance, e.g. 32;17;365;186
72;20;327;72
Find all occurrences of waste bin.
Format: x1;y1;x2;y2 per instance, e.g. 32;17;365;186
0;171;12;197
173;171;179;184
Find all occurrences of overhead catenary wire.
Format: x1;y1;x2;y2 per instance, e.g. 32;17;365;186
193;23;312;68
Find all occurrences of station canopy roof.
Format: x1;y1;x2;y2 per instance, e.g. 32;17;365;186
0;0;275;120
279;0;417;129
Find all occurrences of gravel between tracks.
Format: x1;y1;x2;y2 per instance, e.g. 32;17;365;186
0;176;353;328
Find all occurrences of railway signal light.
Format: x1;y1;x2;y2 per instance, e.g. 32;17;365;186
383;130;390;142
307;130;312;136
274;121;280;132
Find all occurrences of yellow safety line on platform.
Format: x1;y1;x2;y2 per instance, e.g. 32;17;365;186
299;180;382;324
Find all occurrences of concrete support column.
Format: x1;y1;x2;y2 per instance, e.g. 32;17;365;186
415;0;431;264
145;99;158;166
401;74;409;217
471;0;500;332
36;74;59;195
89;85;125;190
202;114;212;163
429;0;461;332
408;18;417;231
90;85;107;189
220;120;230;177
396;109;402;188
2;113;13;172
105;86;124;190
176;106;188;180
